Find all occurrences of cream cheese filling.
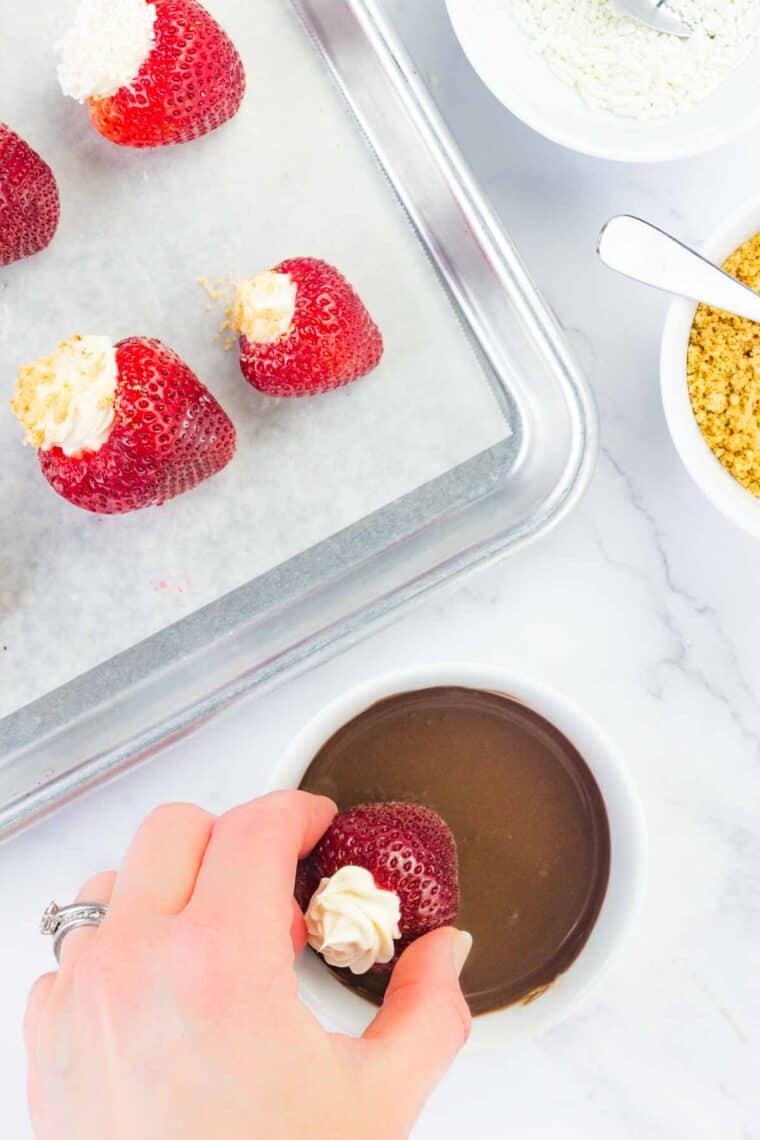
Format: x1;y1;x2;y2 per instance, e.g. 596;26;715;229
11;334;118;456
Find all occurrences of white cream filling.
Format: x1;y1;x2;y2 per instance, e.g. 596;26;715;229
58;0;157;102
232;271;297;344
304;865;402;975
11;334;118;457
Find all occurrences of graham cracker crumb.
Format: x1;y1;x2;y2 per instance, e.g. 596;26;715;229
687;232;760;497
198;276;225;303
198;276;239;346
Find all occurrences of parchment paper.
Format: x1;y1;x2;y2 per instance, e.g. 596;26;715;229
0;0;508;717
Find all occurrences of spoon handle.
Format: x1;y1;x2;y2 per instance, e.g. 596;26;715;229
611;0;693;37
598;215;760;324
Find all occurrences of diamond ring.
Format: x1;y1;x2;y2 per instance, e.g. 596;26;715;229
41;901;108;963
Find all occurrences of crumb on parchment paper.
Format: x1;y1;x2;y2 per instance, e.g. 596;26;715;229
687;232;760;497
198;276;237;350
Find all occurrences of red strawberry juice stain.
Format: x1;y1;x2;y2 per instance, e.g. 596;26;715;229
298;687;611;1016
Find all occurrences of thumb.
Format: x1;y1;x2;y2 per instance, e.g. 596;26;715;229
362;927;472;1111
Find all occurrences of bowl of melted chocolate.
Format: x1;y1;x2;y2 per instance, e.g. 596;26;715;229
273;665;646;1048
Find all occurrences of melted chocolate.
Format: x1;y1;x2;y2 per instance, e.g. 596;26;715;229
299;687;610;1016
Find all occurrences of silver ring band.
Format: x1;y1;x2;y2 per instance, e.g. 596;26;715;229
41;901;108;963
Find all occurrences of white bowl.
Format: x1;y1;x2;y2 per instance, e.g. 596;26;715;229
661;194;760;537
270;663;647;1050
446;0;760;162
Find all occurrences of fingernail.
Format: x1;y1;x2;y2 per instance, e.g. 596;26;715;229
452;930;473;976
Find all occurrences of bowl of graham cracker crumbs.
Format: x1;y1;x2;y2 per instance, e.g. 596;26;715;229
661;195;760;537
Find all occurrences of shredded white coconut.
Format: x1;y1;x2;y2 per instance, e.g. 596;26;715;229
58;0;157;103
509;0;760;119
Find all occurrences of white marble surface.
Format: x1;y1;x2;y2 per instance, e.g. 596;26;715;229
2;2;760;1137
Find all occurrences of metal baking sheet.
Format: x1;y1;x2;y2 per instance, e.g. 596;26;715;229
0;0;595;839
1;0;508;717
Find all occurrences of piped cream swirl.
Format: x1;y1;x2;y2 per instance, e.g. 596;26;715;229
304;865;401;975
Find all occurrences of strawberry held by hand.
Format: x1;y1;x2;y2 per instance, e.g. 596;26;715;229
295;802;459;975
232;258;384;397
58;0;245;148
11;334;235;513
0;124;59;267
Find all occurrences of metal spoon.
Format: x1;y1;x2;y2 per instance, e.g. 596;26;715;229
597;216;760;323
611;0;694;38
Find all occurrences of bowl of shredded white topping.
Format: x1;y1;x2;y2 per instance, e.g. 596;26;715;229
446;0;760;161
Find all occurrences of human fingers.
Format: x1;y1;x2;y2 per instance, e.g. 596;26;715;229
290;897;308;956
23;973;56;1054
108;803;214;921
362;927;472;1117
188;791;335;954
55;870;118;972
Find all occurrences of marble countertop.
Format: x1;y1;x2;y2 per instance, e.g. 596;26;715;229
2;4;759;1137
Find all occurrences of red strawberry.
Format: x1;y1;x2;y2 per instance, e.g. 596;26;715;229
295;801;459;970
234;258;383;397
70;0;245;148
12;336;235;514
0;124;59;267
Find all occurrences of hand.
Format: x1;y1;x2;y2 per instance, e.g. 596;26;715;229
25;791;472;1140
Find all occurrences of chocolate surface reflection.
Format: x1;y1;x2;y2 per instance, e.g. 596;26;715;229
299;687;610;1015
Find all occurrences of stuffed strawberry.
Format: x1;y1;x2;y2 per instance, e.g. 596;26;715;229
232;258;384;397
0;124;59;267
11;334;235;513
295;802;459;975
58;0;245;148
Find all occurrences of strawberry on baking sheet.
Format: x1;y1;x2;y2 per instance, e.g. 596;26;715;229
295;802;459;975
58;0;245;148
11;334;236;513
231;257;384;397
0;124;60;267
